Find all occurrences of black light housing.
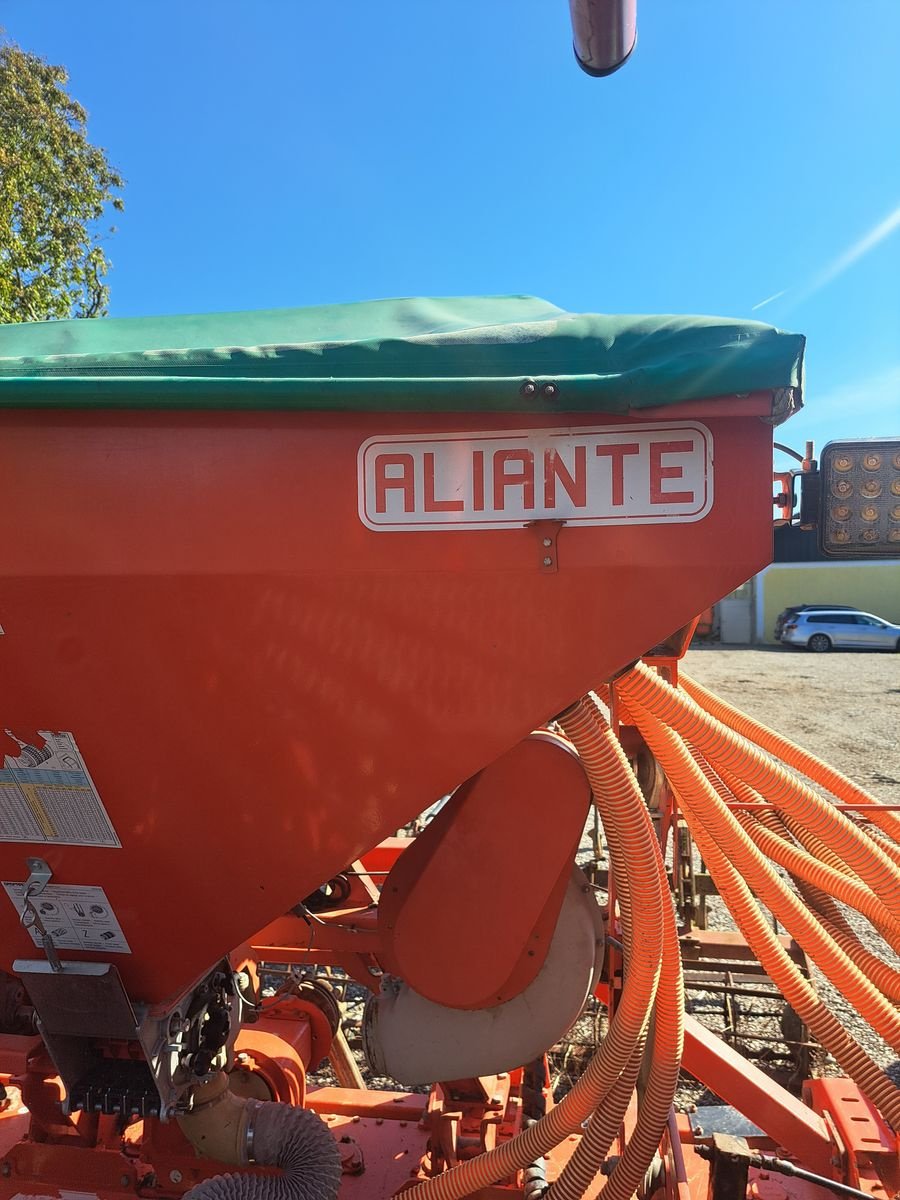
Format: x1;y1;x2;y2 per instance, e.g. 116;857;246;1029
819;438;900;558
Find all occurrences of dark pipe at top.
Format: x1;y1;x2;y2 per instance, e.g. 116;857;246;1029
569;0;637;76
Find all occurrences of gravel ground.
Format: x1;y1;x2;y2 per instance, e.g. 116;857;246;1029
683;644;900;804
309;644;900;1108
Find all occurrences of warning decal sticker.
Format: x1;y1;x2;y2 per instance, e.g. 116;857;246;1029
0;730;120;848
10;1191;102;1200
2;881;131;955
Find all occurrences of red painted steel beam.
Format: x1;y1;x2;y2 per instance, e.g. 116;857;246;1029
683;1013;835;1176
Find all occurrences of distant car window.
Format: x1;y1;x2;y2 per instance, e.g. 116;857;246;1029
857;615;880;626
807;614;853;624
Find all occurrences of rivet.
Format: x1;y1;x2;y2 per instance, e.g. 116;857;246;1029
542;383;559;398
169;1169;183;1183
542;557;553;567
520;380;537;397
542;537;552;547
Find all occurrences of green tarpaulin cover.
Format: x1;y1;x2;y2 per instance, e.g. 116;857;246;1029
0;295;804;421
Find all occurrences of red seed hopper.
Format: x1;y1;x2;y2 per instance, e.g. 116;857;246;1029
0;297;802;1005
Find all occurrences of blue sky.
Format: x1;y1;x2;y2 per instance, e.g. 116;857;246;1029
6;1;900;456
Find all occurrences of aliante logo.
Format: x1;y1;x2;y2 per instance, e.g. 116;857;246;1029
358;422;713;532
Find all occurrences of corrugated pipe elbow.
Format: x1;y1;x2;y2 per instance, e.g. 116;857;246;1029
180;1075;341;1200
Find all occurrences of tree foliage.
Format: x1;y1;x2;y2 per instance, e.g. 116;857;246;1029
0;39;124;323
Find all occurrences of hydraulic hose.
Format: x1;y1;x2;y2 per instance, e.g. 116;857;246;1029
680;672;900;848
408;696;668;1200
180;1080;342;1200
616;676;900;1128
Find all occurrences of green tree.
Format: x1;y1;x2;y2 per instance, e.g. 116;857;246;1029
0;38;124;323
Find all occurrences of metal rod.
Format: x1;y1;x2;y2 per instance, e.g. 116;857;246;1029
725;802;900;813
774;442;805;463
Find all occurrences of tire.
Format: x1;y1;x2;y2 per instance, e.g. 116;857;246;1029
808;633;832;653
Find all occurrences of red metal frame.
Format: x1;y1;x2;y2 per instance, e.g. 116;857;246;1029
1;833;896;1199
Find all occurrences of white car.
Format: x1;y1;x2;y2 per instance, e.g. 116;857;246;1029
779;609;900;653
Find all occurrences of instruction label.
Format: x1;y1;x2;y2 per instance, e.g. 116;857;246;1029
2;882;131;954
0;730;120;848
10;1194;102;1200
10;1193;102;1200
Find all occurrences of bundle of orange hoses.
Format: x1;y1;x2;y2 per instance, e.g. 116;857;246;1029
410;695;683;1200
616;662;900;1129
409;664;900;1200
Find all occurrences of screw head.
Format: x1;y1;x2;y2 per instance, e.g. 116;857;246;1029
541;383;559;398
542;556;553;567
169;1168;183;1183
520;380;537;397
542;537;552;547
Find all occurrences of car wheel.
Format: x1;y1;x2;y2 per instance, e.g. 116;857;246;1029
808;633;831;653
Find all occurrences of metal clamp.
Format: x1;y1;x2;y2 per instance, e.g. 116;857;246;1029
19;857;62;973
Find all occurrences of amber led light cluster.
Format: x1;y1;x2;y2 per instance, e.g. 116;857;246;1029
820;439;900;557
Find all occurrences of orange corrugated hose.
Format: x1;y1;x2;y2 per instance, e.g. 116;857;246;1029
652;736;900;1052
621;664;900;922
408;696;669;1200
551;922;683;1200
548;1048;644;1200
699;761;900;950
729;802;900;951
616;672;900;1128
858;822;900;869
680;672;900;848
688;749;899;943
727;803;900;1004
750;798;858;880
687;718;900;960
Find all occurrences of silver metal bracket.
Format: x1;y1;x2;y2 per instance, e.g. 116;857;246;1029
19;857;62;973
25;856;52;892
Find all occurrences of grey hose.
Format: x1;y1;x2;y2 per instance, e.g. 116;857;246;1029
184;1102;342;1200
